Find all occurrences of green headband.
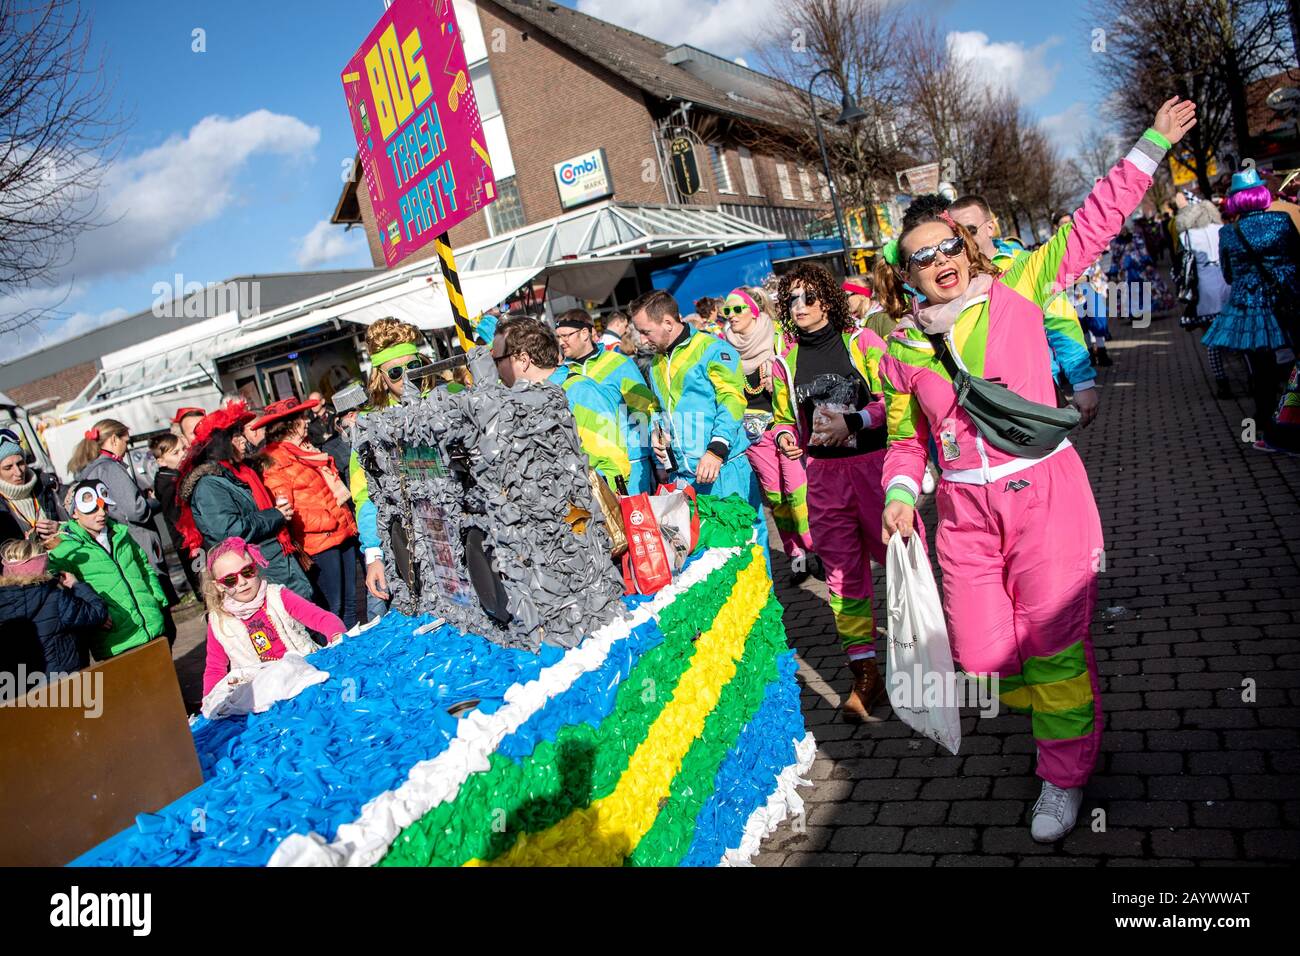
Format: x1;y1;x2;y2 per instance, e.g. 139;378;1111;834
370;342;419;365
882;240;900;266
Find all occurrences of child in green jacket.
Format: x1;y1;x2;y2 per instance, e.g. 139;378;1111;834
48;479;166;660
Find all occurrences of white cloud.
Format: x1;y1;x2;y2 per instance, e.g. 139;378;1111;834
1040;101;1094;155
576;0;780;59
6;304;130;356
296;220;368;269
66;110;320;281
947;31;1061;105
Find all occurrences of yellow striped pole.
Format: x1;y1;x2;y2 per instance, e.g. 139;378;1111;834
433;231;478;359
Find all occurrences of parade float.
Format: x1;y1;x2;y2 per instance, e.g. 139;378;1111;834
67;376;814;867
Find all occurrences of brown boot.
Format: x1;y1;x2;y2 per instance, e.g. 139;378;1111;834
840;658;888;723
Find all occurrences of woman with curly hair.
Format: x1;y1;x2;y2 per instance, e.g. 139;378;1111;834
720;286;818;581
769;262;922;722
351;318;427;617
873;98;1197;841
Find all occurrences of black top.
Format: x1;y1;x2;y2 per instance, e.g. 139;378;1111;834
792;322;884;459
153;467;183;539
744;368;773;414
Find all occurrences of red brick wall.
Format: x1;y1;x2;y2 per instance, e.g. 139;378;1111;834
6;361;98;408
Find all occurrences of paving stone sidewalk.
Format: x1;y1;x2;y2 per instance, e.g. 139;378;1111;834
756;311;1300;866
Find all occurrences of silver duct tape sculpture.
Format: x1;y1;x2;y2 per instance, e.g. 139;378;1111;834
353;374;626;652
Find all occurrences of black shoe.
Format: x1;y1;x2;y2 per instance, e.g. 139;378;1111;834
1088;350;1099;367
1215;379;1233;400
1096;348;1113;367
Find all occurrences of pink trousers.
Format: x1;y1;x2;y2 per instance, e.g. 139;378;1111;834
745;429;813;558
807;451;925;660
935;447;1104;788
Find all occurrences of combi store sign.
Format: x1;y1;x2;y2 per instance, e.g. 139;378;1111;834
555;148;613;210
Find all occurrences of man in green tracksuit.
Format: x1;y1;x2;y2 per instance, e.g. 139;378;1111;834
555;308;658;494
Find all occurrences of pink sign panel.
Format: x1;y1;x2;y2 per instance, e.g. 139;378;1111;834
341;0;496;267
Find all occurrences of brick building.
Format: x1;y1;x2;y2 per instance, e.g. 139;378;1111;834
333;0;838;287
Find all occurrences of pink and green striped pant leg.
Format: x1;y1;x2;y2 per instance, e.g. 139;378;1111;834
935;448;1104;788
807;450;925;659
745;429;813;558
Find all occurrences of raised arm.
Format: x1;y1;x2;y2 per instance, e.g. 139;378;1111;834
1002;98;1197;308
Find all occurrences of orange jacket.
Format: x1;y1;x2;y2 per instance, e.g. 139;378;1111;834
260;442;357;556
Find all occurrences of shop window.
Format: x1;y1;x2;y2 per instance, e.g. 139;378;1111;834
487;176;525;235
798;167;814;202
469;60;500;118
738;147;762;196
776;162;795;200
708;144;734;194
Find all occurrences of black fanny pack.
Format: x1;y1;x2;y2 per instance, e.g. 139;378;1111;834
926;333;1079;458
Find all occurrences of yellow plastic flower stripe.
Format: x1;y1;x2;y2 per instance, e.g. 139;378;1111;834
377;550;755;866
464;545;771;866
627;596;787;866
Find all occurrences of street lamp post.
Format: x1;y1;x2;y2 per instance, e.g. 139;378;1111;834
808;68;867;275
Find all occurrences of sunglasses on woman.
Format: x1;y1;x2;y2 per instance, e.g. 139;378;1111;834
216;562;258;588
907;235;966;271
720;303;752;317
786;289;818;309
384;359;424;382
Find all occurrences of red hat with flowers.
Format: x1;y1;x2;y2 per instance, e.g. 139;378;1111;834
249;397;320;431
170;406;206;425
191;400;256;447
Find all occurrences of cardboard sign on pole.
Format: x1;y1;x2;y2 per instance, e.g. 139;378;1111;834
341;0;496;270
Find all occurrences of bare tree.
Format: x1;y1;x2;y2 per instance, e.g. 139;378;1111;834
750;0;912;245
1089;0;1295;194
0;0;124;331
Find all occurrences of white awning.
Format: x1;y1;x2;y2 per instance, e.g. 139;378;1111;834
304;266;543;330
454;200;783;272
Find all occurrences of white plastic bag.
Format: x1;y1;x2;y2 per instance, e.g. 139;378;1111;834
201;654;330;720
885;532;962;754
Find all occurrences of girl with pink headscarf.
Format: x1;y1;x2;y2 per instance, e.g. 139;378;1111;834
201;537;345;696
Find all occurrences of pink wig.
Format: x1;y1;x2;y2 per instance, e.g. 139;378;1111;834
1224;183;1272;219
205;536;269;575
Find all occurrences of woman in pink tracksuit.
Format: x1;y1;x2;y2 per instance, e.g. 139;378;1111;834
720;286;818;581
876;98;1198;842
770;263;925;722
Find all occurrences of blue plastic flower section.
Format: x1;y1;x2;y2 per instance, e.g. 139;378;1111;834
680;651;805;866
497;616;663;760
70;613;560;867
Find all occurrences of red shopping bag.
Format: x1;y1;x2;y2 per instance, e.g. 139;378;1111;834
620;483;702;595
621;493;673;594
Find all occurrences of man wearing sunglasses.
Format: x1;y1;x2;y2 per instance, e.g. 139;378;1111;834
492;316;631;492
629;290;762;514
950;195;1100;427
556;309;659;495
48;479;168;661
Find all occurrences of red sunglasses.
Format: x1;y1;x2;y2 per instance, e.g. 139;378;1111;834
216;563;257;589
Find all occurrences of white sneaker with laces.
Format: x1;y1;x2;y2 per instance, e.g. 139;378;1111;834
1030;781;1083;843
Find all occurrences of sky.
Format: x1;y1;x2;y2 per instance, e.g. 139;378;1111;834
2;0;1110;361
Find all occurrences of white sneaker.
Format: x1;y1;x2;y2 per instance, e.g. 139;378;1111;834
1030;782;1083;843
921;469;936;495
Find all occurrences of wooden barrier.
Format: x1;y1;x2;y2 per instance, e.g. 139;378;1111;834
0;639;203;866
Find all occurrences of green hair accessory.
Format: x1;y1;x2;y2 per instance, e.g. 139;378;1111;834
370;342;419;365
881;240;900;266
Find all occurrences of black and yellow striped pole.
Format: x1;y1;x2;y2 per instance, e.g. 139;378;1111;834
434;231;478;361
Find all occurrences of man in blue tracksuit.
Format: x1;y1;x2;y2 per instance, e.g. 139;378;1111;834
629;290;762;516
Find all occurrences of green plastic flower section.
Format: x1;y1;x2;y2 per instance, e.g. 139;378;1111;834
378;548;756;867
626;594;786;867
694;494;760;551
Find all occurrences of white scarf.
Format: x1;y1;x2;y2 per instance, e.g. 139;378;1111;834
222;578;270;621
899;273;995;336
0;470;39;526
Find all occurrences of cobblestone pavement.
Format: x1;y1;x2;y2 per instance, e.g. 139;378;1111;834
756;312;1300;866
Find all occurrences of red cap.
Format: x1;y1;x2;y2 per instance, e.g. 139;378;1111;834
171;406;206;425
249;397;320;431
